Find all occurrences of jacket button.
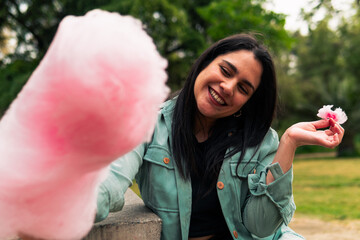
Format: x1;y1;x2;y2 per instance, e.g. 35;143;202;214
233;230;238;238
163;157;170;164
217;181;224;190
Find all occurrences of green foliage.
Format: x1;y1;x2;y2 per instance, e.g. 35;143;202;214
0;59;36;115
197;0;292;53
292;21;343;115
284;2;360;156
117;0;208;90
0;0;63;60
293;158;360;220
0;0;292;115
295;145;335;155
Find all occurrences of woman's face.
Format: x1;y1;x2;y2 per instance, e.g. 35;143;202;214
194;50;262;125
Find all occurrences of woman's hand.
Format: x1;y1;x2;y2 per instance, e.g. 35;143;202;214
267;118;345;184
283;118;344;149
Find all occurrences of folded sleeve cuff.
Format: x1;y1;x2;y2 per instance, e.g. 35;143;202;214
248;162;295;225
95;184;112;222
267;162;285;179
102;171;134;212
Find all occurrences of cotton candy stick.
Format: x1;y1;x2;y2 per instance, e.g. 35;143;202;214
0;9;168;240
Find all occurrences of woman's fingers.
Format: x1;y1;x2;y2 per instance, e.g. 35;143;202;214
324;129;334;136
312;118;345;143
329;118;345;142
311;119;331;130
314;132;339;148
287;118;345;148
329;133;340;148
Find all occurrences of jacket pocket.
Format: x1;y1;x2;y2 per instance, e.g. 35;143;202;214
230;159;258;178
227;159;259;217
141;145;179;212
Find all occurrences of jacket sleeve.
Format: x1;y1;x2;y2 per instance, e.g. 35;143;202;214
95;143;146;222
242;130;296;238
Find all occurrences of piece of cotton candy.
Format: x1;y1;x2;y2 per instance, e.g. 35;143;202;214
317;105;348;124
0;9;168;240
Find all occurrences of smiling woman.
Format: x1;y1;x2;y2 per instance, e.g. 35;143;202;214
193;50;262;141
96;33;345;240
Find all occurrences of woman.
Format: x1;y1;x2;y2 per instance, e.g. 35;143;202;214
96;34;344;240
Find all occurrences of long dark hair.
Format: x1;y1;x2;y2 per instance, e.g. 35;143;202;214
171;34;277;183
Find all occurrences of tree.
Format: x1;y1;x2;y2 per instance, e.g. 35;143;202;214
0;59;36;116
289;2;360;156
197;0;292;53
0;0;292;115
112;0;208;89
0;0;63;61
0;0;209;90
337;9;360;156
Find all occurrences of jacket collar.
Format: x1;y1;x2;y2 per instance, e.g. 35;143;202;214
160;98;176;137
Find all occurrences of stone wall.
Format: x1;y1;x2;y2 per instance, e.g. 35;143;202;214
84;189;162;240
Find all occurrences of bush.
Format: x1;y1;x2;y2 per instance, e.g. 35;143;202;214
0;60;36;116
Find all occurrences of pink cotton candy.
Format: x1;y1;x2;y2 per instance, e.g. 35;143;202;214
0;9;168;240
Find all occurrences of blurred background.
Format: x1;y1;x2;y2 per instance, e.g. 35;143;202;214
0;0;359;238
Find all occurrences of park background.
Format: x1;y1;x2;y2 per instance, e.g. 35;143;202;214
0;0;359;238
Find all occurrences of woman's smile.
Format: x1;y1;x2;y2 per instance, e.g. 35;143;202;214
208;87;226;106
194;50;262;126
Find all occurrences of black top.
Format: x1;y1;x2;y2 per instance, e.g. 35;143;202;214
188;139;232;239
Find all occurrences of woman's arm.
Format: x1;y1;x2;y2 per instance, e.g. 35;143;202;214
242;130;293;237
267;118;344;184
243;119;344;237
95;143;146;222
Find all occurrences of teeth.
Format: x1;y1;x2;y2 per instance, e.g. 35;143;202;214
209;88;225;105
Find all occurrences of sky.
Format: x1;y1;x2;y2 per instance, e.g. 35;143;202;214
264;0;356;34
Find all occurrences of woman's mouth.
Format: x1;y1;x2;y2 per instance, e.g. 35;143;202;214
209;87;226;106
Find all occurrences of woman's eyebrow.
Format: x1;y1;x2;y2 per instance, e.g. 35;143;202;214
222;59;255;91
222;60;238;73
242;80;255;92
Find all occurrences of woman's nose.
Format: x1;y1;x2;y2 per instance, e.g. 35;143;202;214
220;79;236;96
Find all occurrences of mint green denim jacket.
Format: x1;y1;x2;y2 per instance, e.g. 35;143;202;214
96;99;304;240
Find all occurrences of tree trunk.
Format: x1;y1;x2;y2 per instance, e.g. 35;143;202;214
337;131;358;157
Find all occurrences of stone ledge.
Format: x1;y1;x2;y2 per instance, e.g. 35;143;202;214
84;189;162;240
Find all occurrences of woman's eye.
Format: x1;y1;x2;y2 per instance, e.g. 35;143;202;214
220;66;231;77
237;84;248;95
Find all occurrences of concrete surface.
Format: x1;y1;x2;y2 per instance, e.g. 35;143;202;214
84;189;162;240
289;214;360;240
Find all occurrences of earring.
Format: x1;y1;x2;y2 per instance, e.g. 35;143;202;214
233;110;242;118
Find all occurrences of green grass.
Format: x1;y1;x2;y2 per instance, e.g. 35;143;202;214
293;157;360;220
130;181;141;197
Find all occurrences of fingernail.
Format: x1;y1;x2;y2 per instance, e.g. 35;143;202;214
330;119;335;127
